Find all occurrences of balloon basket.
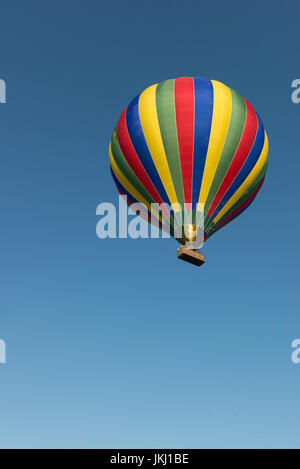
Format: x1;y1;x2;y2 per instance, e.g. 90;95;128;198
177;246;205;267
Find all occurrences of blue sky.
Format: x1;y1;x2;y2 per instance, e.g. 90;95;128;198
0;0;300;448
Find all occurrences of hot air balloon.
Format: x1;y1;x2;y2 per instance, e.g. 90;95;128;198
109;77;268;266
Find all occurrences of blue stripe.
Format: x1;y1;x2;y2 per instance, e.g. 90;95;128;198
110;168;163;230
126;95;171;205
192;78;214;209
210;113;265;220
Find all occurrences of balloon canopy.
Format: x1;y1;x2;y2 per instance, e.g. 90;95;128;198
109;77;268;248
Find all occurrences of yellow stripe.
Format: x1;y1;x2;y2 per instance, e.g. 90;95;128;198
109;144;167;227
109;143;151;211
213;132;269;225
138;84;179;209
198;80;232;206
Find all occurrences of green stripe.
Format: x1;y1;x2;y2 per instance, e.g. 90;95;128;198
155;79;185;208
214;160;268;229
204;160;267;234
111;128;155;207
204;213;215;232
111;128;175;230
205;88;246;213
205;215;216;239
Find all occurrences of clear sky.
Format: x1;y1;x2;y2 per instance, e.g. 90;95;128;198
0;0;300;449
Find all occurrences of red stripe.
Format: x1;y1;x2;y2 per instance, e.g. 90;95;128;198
116;108;169;216
207;99;258;217
175;77;195;205
116;188;169;233
117;188;158;226
214;178;265;231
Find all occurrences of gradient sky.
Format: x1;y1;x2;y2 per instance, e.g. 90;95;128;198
0;0;300;449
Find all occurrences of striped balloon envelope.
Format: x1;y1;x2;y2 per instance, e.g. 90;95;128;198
109;76;268;251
